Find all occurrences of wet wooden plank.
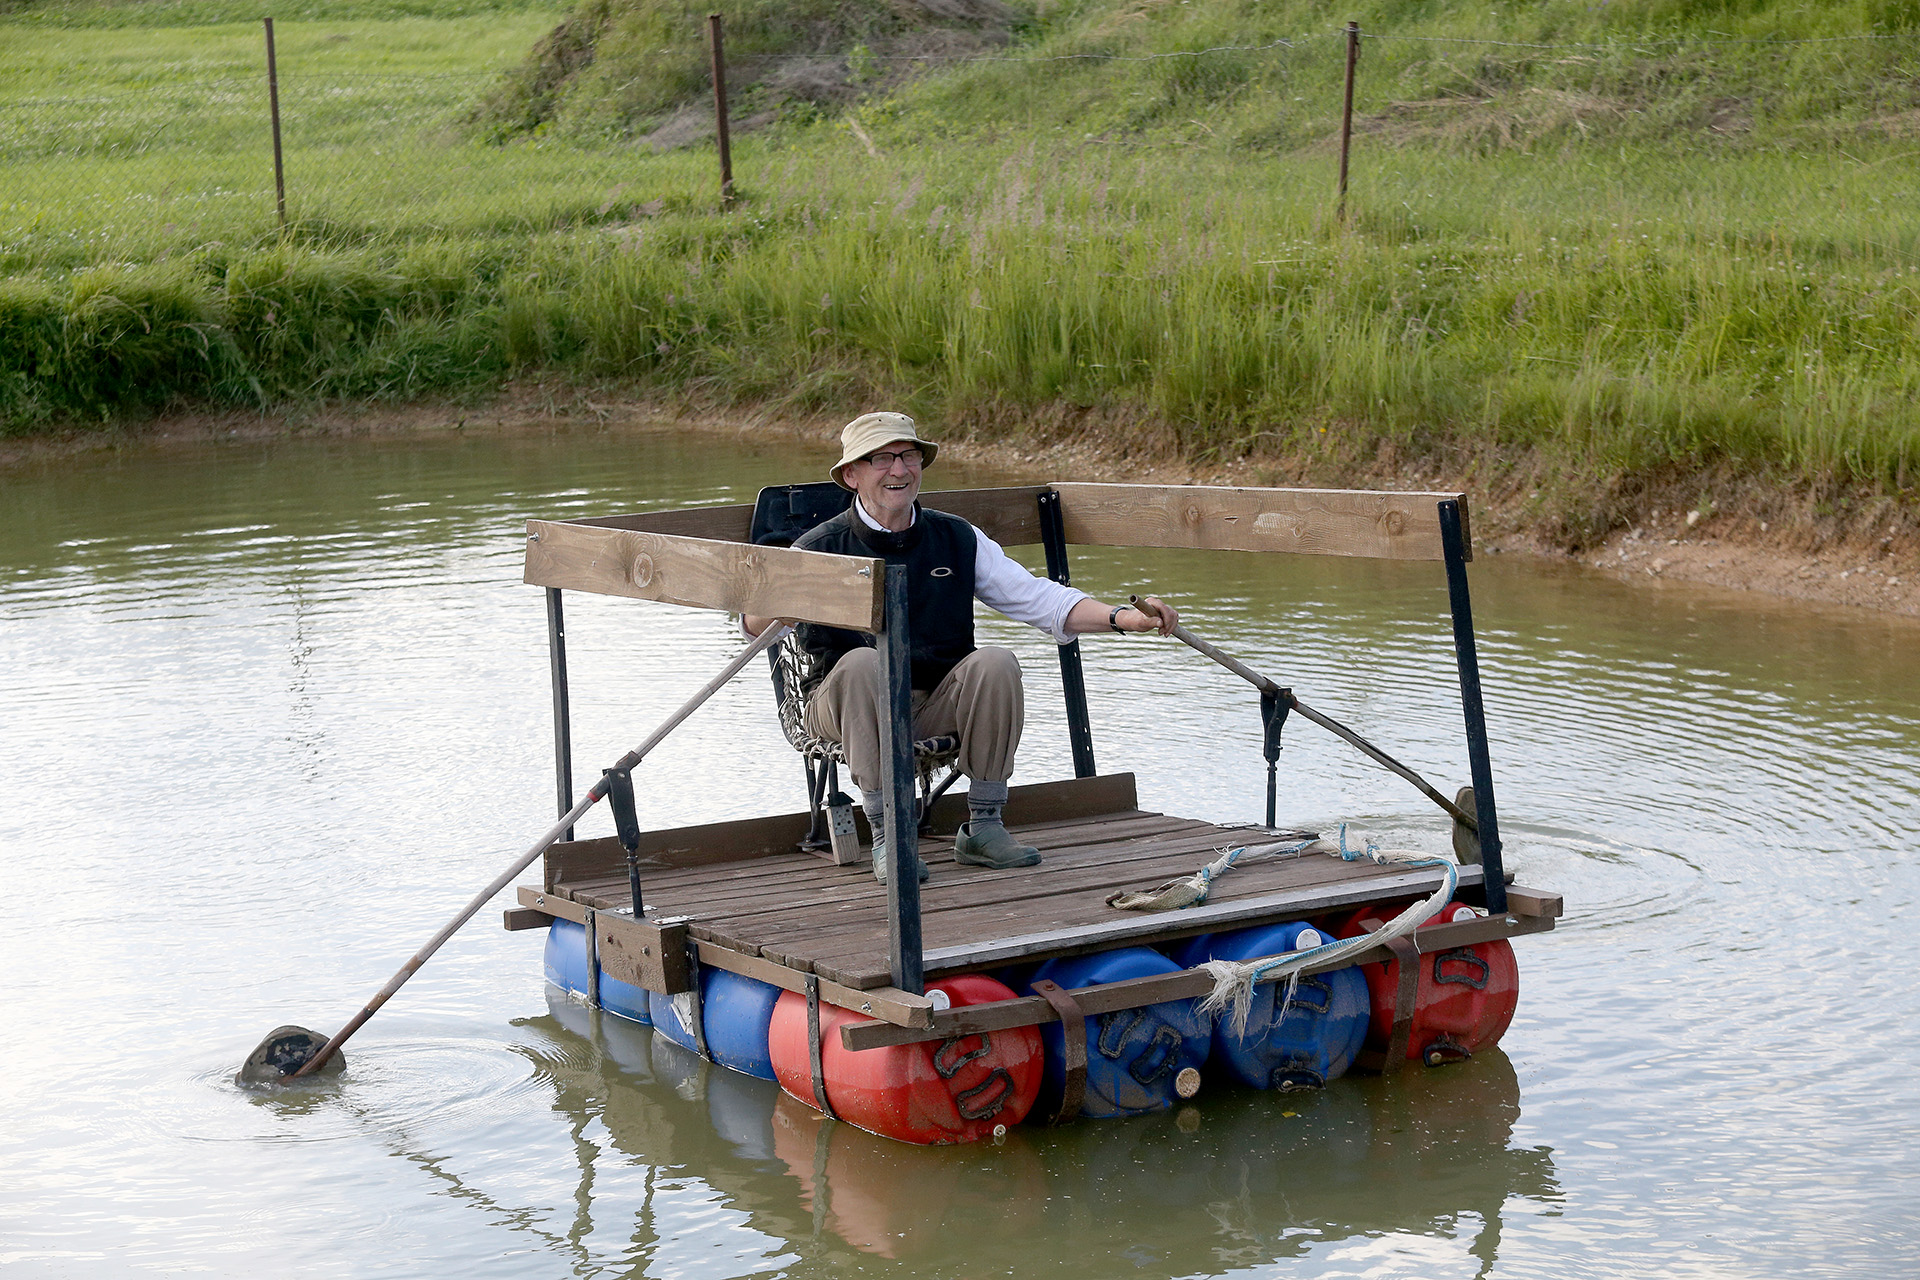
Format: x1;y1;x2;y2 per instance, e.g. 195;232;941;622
523;521;884;629
1052;482;1467;562
545;773;1141;890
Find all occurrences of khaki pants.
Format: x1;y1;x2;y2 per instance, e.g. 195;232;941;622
804;646;1023;792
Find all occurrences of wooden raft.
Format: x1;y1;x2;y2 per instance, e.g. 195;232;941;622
513;775;1558;1031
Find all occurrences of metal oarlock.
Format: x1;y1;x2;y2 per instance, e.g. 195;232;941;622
603;765;643;916
1260;687;1291;828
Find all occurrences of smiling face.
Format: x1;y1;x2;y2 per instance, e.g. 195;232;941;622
848;439;924;531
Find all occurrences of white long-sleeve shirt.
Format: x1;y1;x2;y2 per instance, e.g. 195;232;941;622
851;497;1087;644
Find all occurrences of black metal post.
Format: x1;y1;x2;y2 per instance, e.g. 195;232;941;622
264;18;287;229
1438;500;1506;914
1037;490;1097;778
875;567;923;993
545;587;575;842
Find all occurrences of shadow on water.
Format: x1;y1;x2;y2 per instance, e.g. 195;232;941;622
519;990;1558;1277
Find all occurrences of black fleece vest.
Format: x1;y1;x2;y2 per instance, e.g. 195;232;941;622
793;504;977;694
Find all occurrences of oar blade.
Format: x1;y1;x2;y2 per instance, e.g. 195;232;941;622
236;1025;344;1086
1452;786;1482;866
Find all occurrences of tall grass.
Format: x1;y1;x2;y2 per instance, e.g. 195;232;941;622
6;0;1920;536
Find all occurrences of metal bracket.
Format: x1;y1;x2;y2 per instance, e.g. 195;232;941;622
582;906;601;1010
805;974;838;1120
1032;979;1087;1125
1260;687;1291;827
602;765;644;917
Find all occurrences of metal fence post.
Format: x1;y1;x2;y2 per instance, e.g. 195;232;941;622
707;13;734;201
1337;20;1359;221
264;17;286;229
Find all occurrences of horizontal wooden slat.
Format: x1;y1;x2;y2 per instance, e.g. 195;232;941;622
919;486;1050;547
511;887;935;1026
524;521;883;629
569;503;756;542
1053;482;1468;562
1506;884;1564;918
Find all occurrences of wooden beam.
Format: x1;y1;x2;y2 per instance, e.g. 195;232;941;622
568;504;756;542
1052;482;1468;562
510;887;935;1027
523;521;883;630
840;909;1554;1050
919;486;1050;547
1505;884;1563;918
502;907;553;932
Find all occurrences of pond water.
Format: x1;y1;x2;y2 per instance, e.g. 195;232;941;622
2;425;1917;1279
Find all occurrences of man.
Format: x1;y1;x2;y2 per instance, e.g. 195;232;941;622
745;412;1177;884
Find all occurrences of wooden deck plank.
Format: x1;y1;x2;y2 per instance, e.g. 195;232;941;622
671;826;1289;944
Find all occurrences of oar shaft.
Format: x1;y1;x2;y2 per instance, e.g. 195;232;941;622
1142;606;1478;834
289;623;793;1079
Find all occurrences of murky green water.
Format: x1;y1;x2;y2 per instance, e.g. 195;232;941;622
3;426;1917;1278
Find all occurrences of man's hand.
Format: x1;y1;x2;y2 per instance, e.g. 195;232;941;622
1125;595;1178;637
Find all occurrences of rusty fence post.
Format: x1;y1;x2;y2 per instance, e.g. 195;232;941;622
264;17;287;229
707;13;734;202
1337;20;1359;221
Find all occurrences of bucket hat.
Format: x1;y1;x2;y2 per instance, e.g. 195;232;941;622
830;412;939;490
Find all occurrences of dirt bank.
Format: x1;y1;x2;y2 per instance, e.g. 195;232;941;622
7;387;1919;619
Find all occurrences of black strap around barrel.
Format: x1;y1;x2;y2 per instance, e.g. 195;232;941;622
1031;979;1087;1125
1381;935;1421;1068
805;974;838;1120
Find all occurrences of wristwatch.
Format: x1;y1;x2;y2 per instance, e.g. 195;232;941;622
1109;604;1127;633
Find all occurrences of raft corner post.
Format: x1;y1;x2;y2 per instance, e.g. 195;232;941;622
875;564;924;994
1037;488;1097;778
545;586;575;842
1437;499;1507;914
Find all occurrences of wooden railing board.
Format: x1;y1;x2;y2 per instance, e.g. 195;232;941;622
568;503;757;542
918;486;1050;547
1052;482;1468;562
524;520;884;630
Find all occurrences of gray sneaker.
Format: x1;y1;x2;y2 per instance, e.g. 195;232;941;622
953;821;1041;870
871;835;930;885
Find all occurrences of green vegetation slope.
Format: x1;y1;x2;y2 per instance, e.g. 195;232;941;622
6;0;1920;540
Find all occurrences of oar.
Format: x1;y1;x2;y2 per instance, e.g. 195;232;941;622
1127;595;1477;839
241;622;794;1085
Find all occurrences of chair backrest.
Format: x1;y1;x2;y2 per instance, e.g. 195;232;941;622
752;483;853;752
750;482;850;549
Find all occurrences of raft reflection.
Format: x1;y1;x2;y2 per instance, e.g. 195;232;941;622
530;990;1557;1272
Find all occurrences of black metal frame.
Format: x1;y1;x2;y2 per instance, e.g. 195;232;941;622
1438;499;1507;913
875;569;924;993
1037;490;1098;778
545;587;574;842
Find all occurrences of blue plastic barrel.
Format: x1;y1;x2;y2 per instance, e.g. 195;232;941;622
1024;947;1213;1119
1187;921;1369;1090
541;919;653;1026
650;968;783;1081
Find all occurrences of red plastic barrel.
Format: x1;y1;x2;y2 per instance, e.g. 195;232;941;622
1338;901;1519;1064
769;973;1043;1145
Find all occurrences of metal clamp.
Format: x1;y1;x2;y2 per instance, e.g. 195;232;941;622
1032;979;1087;1125
805;974;837;1120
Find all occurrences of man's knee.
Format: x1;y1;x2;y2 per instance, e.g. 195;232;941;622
968;645;1022;690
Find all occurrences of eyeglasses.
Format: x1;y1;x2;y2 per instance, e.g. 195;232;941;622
863;447;925;469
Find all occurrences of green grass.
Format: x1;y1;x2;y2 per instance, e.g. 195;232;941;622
7;0;1920;539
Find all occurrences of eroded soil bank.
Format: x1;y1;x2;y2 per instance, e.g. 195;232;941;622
9;387;1919;619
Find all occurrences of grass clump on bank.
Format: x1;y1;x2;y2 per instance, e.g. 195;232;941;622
6;0;1920;540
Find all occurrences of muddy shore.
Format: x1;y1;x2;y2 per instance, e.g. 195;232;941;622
8;389;1919;620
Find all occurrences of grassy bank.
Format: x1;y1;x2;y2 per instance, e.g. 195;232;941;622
6;0;1920;541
